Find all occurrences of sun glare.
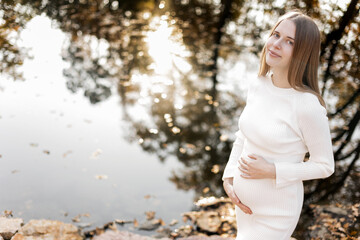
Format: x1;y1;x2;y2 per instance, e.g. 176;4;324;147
145;16;191;75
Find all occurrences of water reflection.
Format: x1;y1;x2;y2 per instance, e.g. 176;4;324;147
1;0;359;237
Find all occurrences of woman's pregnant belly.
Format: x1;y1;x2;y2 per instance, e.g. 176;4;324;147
232;167;303;217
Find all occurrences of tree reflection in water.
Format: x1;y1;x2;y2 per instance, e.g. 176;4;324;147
1;0;359;237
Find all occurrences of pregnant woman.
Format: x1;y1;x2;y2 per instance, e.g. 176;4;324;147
222;10;335;240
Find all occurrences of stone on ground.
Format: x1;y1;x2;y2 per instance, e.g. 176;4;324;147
0;217;23;240
93;230;170;240
11;219;82;240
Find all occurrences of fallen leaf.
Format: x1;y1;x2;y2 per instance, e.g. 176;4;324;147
211;165;220;174
133;219;139;227
108;222;117;231
30;143;38;147
77;222;92;229
95;227;104;235
145;211;155;220
11;170;19;174
43;150;50;154
4;210;13;217
144;194;156;199
115;219;132;225
169;219;178;226
203;187;210;193
72;216;81;222
159;218;166;226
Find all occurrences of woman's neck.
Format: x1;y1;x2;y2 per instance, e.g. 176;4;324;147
270;69;291;88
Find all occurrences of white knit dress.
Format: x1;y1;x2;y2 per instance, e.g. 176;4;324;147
222;74;335;240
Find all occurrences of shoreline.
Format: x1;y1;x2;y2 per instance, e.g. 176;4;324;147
1;197;358;239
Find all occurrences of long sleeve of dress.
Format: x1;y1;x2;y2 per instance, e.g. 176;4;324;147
222;127;245;181
274;95;335;189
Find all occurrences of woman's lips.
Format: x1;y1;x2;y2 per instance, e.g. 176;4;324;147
268;49;281;58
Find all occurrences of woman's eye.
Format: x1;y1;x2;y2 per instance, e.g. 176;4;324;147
287;40;294;45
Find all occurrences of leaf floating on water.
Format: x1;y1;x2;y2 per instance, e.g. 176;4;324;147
30;143;38;147
95;175;108;180
90;149;103;159
43;150;50;155
72;213;91;223
63;150;73;158
144;194;156;199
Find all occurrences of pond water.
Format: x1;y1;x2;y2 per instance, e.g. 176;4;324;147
0;14;257;233
0;15;197;232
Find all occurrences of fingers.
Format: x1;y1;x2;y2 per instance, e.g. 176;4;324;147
238;202;253;214
238;157;251;178
231;191;252;214
239;157;249;169
226;186;253;215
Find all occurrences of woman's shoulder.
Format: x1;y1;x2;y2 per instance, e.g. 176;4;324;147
295;91;327;117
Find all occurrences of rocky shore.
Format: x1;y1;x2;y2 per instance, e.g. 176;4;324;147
1;197;358;240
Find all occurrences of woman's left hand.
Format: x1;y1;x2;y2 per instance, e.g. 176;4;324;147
238;154;276;179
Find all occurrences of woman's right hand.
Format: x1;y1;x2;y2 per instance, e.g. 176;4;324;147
223;177;253;214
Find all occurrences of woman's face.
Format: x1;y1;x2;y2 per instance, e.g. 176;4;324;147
265;19;296;72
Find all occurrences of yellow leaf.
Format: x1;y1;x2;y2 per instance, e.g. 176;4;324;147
134;219;139;227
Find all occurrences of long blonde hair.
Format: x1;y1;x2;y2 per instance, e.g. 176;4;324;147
258;10;326;108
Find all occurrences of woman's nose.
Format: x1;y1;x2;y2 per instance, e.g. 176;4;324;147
273;38;282;49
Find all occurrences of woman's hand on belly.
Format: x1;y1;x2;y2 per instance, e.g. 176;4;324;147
238;154;276;179
223;177;253;215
